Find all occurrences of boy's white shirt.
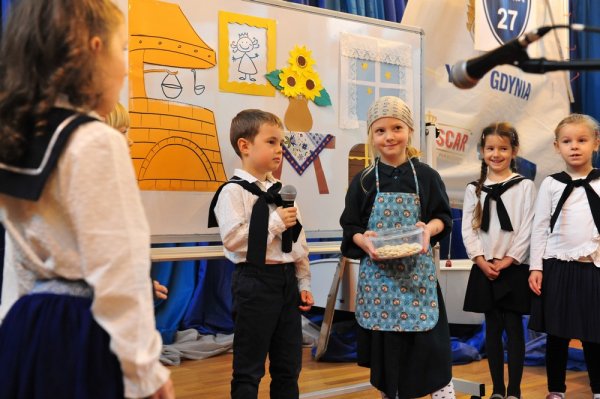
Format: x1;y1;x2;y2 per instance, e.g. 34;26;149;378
0;111;169;398
213;168;311;292
530;175;600;270
461;173;536;264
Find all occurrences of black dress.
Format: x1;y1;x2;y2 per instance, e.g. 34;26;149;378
340;159;454;398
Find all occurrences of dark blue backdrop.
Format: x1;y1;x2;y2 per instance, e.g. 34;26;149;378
570;0;600;120
286;0;406;22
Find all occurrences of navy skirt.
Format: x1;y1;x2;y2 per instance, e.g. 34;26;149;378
0;293;124;399
357;285;452;399
463;262;531;314
529;258;600;343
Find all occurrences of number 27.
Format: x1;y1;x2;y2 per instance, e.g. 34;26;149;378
497;8;518;31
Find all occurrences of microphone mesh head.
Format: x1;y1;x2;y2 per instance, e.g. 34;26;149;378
450;61;478;89
280;185;297;202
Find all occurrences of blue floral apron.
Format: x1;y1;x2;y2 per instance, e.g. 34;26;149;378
355;158;439;332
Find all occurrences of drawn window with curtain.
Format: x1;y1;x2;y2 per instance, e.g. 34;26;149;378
339;32;413;129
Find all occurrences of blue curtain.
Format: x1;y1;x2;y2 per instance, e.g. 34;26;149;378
1;0;13;33
151;244;203;344
286;0;406;23
570;0;600;121
180;259;235;336
151;243;237;344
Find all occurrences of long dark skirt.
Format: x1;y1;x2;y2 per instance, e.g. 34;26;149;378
357;285;452;399
0;293;124;399
463;263;531;314
529;258;600;343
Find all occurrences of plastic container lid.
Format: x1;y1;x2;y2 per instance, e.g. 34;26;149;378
368;226;423;259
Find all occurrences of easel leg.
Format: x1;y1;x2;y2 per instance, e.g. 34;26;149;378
314;256;347;360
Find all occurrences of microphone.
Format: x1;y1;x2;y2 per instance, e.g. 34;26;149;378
279;185;297;253
450;26;553;89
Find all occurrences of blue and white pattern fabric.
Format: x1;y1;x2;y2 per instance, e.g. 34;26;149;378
355;158;439;332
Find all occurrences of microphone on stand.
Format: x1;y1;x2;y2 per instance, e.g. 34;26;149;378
280;185;297;253
449;26;553;89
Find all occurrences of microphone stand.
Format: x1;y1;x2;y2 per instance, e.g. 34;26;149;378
516;58;600;73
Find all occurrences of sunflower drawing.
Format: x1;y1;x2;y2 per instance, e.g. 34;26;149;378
288;45;316;75
278;66;305;98
301;69;324;101
265;45;331;106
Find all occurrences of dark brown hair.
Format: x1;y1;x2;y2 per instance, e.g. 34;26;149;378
472;122;520;229
229;109;283;157
0;0;123;162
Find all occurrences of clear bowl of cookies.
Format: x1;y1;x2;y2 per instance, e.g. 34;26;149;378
368;226;424;259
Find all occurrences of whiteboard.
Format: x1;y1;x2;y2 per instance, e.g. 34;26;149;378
120;0;423;240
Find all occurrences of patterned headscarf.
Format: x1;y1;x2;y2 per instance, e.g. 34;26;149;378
366;96;414;133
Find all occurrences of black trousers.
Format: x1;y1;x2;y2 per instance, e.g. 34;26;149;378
485;309;524;398
546;334;600;394
231;262;302;399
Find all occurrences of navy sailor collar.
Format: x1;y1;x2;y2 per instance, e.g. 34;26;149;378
0;108;98;201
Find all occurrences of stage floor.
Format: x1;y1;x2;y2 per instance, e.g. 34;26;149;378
169;346;592;398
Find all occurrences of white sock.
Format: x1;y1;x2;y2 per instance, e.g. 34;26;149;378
592;393;600;399
430;381;456;399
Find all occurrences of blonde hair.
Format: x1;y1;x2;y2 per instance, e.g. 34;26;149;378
365;129;421;165
105;102;129;131
554;113;599;139
359;129;421;193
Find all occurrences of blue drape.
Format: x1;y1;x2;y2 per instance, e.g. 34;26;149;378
151;243;238;344
151;244;202;344
570;0;600;121
286;0;406;22
180;259;235;336
1;0;13;33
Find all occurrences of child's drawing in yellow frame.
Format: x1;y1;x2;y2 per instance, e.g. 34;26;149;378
218;11;276;96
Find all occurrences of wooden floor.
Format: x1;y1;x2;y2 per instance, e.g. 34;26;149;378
169;347;592;398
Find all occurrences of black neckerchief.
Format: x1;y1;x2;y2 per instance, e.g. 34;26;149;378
469;176;525;232
549;169;600;232
208;177;302;265
0;108;97;201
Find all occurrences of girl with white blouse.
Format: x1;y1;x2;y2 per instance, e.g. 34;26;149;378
0;1;173;398
529;114;600;399
462;122;536;399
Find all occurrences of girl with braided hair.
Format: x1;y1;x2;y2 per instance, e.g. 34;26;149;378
461;122;536;399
